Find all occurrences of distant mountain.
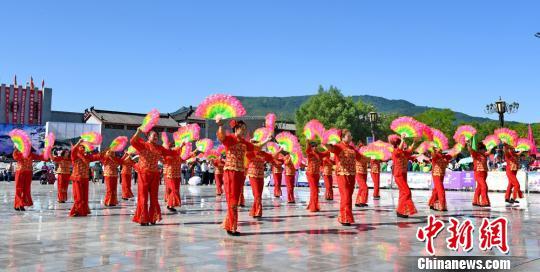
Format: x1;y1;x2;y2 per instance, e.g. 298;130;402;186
236;95;494;123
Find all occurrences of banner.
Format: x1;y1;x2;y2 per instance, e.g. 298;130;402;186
528;172;540;192
29;88;35;124
486;171;527;191
367;172;393;188
21;87;27;124
3;85;9;123
12;86;18;123
0;123;45;155
37;90;43;125
407;172;432;189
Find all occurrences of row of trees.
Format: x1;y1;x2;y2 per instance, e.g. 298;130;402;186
294;86;539;149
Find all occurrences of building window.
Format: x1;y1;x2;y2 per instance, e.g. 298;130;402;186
167;128;176;133
127;125;138;131
199;123;206;128
105;124;125;130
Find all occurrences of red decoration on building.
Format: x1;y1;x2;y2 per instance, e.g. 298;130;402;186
21;87;27;124
29;87;35;124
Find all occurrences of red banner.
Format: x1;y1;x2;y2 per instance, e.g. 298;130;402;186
12;86;18;124
21;87;27;124
29;88;35;124
4;86;9;123
37;90;43;125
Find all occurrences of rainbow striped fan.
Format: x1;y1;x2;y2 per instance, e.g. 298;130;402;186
431;129;449;150
180;143;192;160
43;132;55;160
81;131;102;145
252;127;272;142
415;141;434;154
9;129;32;158
515;138;532;152
139;109;160;133
109;136;128;152
453;125;477;145
323;128;341;145
276;132;299;153
482;135;500;150
195;94;246;120
265;113;276;131
390;116;422;138
196;138;214;153
174;124;201;145
494;128;518;146
303;119;324;143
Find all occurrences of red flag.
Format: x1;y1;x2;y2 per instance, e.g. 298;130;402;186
30;77;34;90
528;124;537;156
14;75;17;86
41;80;45;90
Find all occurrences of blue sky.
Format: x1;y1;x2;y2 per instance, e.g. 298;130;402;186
1;1;539;123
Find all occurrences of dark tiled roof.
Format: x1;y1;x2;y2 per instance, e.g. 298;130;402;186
85;108;179;127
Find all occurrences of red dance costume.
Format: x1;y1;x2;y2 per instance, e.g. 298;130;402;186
13;151;45;209
121;156;135;199
429;152;452;211
70;147;100;216
392;148;417;216
306;145;328;212
218;131;254;232
163;149;183;208
370;160;381;199
131;135;176;224
213;158;225;196
284;155;297;203
470;150;490;206
504;148;523;201
52;156;72;203
322;156;335;200
355;154;370;206
102;153;123;206
272;154;284;197
246;150;274;217
329;142;361;224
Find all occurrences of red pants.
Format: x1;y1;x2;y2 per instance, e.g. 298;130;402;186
323;175;334;200
307;173;320;212
121;173;134;199
355;173;368;205
133;171;162;224
57;174;70;202
285;175;296;203
215;173;224;195
223;170;244;232
505;169;523;200
337;175;356;223
14;170;32;208
273;173;283;197
165;177;181;207
371;172;380;198
249;177;264;217
394;173;417;216
429;175;447;210
104;176;119;206
473;171;490;206
70;178;91;216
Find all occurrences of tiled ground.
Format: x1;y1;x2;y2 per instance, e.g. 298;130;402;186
0;181;539;271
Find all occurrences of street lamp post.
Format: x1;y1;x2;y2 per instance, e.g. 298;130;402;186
484;97;519;127
368;111;379;141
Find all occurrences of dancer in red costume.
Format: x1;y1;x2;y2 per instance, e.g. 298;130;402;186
216;118;254;235
51;150;72;203
466;140;491;207
283;151;297;203
322;153;335;200
503;143;524;204
69;140;101;217
272;153;285;197
246;138;274;218
102;150;125;207
428;147;454;211
213;156;225;196
389;134;417;218
163;142;197;212
305;141;328;212
370;159;381;200
354;142;370;207
325;129;361;226
121;154;136;200
130;128;177;226
12;150;45;211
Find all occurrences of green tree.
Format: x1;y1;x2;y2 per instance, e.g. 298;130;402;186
415;109;457;143
295;86;371;146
